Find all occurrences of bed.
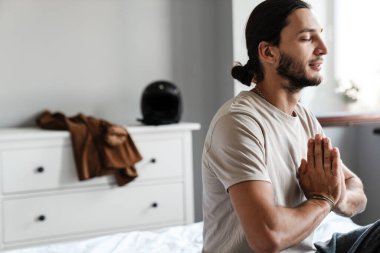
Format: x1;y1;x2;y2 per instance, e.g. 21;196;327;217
2;213;361;253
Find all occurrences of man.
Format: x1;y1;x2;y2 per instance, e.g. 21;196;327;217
201;0;377;252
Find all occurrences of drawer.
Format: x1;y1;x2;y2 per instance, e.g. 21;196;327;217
1;146;112;194
135;136;184;180
1;135;184;193
3;183;184;243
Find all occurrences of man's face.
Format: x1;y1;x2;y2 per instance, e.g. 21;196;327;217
275;8;327;90
276;51;322;90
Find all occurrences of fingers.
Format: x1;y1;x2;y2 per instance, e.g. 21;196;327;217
307;138;315;168
323;137;332;172
298;159;307;177
331;147;340;177
314;134;323;170
307;135;330;173
301;135;343;202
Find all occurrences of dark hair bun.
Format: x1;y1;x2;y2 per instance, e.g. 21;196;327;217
231;63;253;87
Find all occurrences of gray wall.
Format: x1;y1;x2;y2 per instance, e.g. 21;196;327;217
355;123;380;225
0;0;234;222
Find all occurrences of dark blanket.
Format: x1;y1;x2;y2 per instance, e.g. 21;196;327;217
315;219;380;253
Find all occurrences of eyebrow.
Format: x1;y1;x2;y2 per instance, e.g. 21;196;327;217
298;28;323;34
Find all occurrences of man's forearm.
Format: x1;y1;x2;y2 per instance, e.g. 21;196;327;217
334;177;367;217
252;199;330;252
230;180;333;253
261;198;331;251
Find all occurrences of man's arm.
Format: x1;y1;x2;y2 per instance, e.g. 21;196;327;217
229;181;330;253
333;163;367;217
229;135;341;253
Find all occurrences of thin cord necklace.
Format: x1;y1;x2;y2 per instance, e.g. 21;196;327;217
254;86;297;117
253;86;266;100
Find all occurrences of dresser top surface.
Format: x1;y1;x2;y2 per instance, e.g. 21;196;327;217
0;122;201;141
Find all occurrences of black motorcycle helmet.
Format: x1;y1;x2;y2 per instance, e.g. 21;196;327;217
140;80;183;125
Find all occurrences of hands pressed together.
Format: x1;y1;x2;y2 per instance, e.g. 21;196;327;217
298;134;347;213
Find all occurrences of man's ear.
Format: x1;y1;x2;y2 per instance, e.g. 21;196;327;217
258;42;277;64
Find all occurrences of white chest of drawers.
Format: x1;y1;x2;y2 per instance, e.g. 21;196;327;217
0;123;200;250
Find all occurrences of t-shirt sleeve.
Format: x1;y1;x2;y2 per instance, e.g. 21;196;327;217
205;112;271;191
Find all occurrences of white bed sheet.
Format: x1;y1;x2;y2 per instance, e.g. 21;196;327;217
2;213;361;253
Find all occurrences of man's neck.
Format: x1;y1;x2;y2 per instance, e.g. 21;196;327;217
253;79;301;116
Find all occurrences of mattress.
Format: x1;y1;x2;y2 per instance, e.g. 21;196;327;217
2;213;361;253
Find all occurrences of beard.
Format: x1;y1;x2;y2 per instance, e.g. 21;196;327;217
276;52;323;91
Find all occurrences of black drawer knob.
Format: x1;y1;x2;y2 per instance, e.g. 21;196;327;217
37;215;46;222
151;202;158;208
150;158;157;164
36;167;45;173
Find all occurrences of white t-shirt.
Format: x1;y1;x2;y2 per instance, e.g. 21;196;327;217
202;91;323;253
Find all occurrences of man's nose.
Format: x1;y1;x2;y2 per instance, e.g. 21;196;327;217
315;39;328;56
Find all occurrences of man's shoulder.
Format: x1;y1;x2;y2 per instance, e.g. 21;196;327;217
228;91;264;117
205;93;265;146
211;92;261;120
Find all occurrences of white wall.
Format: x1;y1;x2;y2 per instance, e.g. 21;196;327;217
0;0;234;222
0;0;171;125
231;0;261;94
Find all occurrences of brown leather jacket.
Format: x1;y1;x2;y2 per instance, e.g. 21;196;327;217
36;110;142;186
